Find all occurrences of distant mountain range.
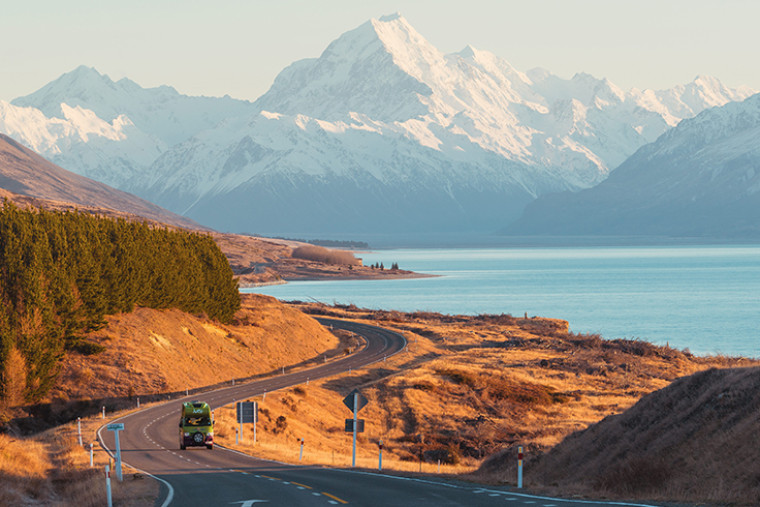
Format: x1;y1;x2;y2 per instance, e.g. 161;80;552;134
506;93;760;238
0;133;200;229
0;13;756;237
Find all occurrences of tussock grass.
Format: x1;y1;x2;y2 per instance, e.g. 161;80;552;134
0;410;157;506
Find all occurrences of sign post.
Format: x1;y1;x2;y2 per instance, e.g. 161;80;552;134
236;401;258;444
343;389;368;468
106;423;124;481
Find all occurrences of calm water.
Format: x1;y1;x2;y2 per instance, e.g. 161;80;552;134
244;246;760;358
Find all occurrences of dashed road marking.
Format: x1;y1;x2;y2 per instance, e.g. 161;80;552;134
322;492;348;504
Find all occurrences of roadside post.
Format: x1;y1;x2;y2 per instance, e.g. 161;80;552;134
236;401;258;444
136;397;140;408
105;464;113;507
106;423;124;481
517;446;524;488
77;417;82;446
101;406;105;419
89;443;94;467
299;438;304;461
343;389;368;468
378;439;383;471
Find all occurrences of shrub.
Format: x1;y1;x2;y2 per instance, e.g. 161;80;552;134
291;245;360;265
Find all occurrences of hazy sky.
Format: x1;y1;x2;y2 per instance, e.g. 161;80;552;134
2;0;759;102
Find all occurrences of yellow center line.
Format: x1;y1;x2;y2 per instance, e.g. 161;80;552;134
322;492;348;504
260;475;280;481
290;481;312;489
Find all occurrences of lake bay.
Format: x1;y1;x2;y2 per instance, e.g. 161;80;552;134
244;245;760;358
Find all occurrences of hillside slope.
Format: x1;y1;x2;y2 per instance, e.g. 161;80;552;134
49;294;339;403
483;366;760;505
0;133;200;229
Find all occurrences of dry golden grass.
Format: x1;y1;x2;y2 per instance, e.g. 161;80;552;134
48;293;339;404
253;302;760;490
0;408;157;506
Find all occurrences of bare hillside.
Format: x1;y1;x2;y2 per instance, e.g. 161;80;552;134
482;366;760;505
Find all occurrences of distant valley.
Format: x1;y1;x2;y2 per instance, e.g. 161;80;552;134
1;14;756;240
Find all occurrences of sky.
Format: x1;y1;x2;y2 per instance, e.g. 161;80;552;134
2;0;759;102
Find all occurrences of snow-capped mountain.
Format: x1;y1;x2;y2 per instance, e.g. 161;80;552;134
506;92;760;238
5;66;255;187
137;13;754;234
1;14;755;236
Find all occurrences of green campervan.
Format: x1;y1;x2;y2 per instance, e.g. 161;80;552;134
179;401;214;450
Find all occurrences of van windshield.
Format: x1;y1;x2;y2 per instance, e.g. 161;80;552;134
183;416;211;427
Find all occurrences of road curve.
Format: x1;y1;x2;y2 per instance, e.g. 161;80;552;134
99;319;660;507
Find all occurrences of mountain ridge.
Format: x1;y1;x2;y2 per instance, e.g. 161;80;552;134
505;92;760;238
2;14;756;236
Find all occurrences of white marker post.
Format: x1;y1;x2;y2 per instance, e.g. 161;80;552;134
517;446;524;488
137;397;140;408
378;439;383;471
89;443;94;467
299;438;304;461
77;417;82;446
101;406;105;419
105;465;113;507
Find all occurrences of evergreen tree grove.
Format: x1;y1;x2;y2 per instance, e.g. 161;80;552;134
0;202;240;403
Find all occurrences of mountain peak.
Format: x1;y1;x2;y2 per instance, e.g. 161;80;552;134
378;12;402;22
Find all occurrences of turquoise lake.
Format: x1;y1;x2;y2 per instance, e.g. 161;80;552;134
243;245;760;358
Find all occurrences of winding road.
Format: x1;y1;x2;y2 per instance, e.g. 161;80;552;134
99;318;659;507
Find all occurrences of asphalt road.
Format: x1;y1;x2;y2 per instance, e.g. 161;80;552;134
99;318;660;507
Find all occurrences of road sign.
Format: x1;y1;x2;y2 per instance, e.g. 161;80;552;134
344;418;365;433
342;389;368;412
106;423;124;481
236;401;258;423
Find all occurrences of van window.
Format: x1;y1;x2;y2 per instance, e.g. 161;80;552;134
183;416;211;426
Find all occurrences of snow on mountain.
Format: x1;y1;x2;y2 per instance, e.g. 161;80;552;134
12;65;256;146
1;14;755;236
0;99;163;186
138;13;754;235
506;92;760;238
4;66;255;187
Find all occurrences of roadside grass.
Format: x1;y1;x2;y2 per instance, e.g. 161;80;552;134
0;407;157;506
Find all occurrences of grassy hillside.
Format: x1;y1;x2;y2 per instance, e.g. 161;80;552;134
483;366;760;505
